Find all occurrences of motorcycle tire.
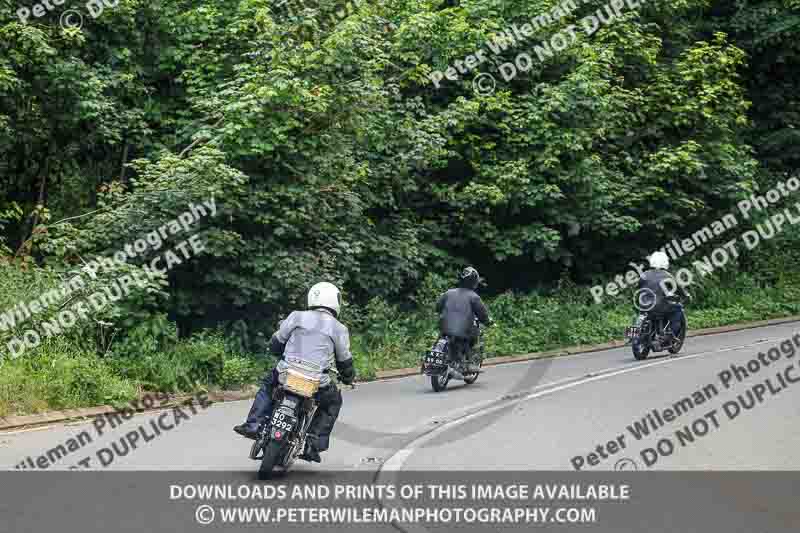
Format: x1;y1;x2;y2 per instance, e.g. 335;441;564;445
258;440;286;480
431;373;450;392
632;339;650;360
668;314;687;354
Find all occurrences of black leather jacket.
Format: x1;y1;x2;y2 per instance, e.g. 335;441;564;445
436;287;490;338
637;269;688;314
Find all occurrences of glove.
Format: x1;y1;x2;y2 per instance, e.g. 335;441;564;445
337;359;355;385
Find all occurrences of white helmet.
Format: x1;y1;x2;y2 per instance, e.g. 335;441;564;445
307;282;342;316
649;251;669;270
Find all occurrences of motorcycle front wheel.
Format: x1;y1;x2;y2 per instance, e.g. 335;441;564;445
258;440;286;480
668;314;688;354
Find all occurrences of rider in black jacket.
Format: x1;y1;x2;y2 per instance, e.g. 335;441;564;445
436;267;493;372
636;251;690;341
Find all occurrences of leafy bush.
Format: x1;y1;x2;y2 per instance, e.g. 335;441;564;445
221;354;264;390
108;331;228;393
0;347;136;417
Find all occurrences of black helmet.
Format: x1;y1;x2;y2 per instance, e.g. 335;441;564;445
459;267;480;289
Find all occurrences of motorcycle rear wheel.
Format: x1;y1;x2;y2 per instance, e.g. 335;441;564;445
632;339;650;360
258;440;286;480
431;373;450;392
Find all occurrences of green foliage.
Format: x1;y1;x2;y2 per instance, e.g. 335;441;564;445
5;0;788;319
108;331;228;392
0;347;137;417
221;354;264;390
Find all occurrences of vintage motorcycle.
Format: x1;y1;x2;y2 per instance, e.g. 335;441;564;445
249;356;335;480
421;320;485;392
625;299;687;360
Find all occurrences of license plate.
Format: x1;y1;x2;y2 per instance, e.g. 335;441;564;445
271;410;295;434
625;327;639;338
425;354;445;366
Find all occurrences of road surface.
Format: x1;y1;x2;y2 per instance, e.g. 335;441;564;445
2;321;799;473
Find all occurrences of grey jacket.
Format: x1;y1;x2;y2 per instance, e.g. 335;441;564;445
271;309;353;387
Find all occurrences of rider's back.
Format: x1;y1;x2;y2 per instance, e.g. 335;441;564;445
638;268;677;314
275;309;351;387
437;287;488;339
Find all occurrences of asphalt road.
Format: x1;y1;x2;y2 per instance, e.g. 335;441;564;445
2;321;800;473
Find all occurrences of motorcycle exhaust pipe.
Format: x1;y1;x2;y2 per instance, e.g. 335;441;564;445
448;368;465;381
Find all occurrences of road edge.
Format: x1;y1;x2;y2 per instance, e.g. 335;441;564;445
2;314;798;432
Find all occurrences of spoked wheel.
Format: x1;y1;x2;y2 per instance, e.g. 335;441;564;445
431;373;450;392
668;314;687;354
258;440;286;480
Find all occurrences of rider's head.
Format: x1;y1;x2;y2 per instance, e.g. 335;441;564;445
307;282;342;317
458;267;480;290
648;251;669;270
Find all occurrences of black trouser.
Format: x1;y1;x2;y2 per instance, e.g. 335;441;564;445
244;369;343;451
649;304;684;337
447;335;478;362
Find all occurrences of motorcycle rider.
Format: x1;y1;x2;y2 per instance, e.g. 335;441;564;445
233;282;355;463
436;267;493;373
636;251;691;342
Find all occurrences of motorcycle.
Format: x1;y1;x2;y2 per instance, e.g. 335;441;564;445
625;299;687;360
249;356;341;480
421;320;485;392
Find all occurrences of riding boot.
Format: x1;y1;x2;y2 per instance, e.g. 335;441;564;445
299;434;322;463
234;370;277;439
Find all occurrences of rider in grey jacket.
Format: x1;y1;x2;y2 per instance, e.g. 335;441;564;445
234;282;354;463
